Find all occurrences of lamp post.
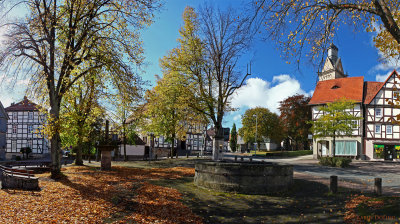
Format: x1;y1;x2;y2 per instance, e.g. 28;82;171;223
254;114;258;156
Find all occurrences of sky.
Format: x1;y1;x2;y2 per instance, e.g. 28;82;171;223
0;0;399;129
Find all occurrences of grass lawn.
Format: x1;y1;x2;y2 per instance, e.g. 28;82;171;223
2;158;398;223
246;150;313;157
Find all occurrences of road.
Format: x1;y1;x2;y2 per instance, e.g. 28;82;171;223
224;154;400;193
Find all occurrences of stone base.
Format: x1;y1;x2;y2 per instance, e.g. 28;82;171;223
1;175;39;191
101;150;112;170
195;161;293;194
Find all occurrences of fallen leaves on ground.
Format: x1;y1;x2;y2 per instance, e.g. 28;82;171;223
344;194;384;223
0;166;202;223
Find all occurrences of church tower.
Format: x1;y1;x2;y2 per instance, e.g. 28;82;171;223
318;43;346;81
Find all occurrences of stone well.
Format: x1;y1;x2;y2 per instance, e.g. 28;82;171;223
194;161;293;194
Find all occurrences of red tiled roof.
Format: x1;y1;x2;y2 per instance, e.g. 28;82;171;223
309;77;364;105
364;70;399;105
5;96;40;112
364;81;383;104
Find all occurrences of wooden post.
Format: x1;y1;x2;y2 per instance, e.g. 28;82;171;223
234;156;237;162
374;177;382;195
240;157;244;162
330;175;338;193
249;157;253;162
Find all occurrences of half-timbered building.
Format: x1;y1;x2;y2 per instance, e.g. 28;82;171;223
363;70;400;161
309;77;364;158
309;44;400;161
309;44;364;159
5;96;49;158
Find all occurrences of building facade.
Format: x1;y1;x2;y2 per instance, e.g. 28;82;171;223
364;72;400;160
0;101;9;159
309;44;400;161
5;97;49;157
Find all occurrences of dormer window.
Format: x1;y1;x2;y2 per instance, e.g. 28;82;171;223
331;85;340;89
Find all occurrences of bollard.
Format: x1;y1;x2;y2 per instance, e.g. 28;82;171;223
234;156;237;162
186;152;189;158
330;175;338;193
249;157;253;162
240;157;244;162
374;177;382;195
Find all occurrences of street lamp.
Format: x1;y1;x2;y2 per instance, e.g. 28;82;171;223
253;114;258;156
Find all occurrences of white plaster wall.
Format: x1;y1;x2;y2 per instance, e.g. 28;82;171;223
119;145;145;156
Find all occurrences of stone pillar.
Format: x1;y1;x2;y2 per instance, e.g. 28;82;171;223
101;150;112;170
212;138;224;161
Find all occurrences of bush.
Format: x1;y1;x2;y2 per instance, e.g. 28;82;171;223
319;157;352;168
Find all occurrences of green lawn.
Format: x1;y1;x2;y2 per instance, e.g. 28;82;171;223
246;150;313;157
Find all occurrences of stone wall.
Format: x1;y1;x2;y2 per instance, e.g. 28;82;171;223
194;161;293;194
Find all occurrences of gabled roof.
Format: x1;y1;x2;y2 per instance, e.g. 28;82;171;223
309;76;364;105
5;96;41;112
364;70;399;105
364;81;383;104
0;101;9;120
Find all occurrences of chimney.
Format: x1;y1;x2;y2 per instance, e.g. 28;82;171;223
327;43;338;64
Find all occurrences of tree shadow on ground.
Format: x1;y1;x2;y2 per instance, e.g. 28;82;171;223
151;177;361;224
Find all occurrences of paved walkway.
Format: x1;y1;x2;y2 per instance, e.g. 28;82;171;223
224;154;400;195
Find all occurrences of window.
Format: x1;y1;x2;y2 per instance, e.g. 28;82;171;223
351;120;358;129
376;108;382;117
387;125;393;134
335;141;357;156
12;112;17;120
28;112;33;120
11;140;17;152
28;125;33;133
375;124;381;133
12;125;17;134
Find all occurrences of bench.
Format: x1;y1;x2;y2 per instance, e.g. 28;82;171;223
0;165;39;191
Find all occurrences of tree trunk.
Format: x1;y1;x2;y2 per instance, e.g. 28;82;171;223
212;126;224;161
75;125;84;165
332;134;336;157
50;103;62;179
123;120;127;161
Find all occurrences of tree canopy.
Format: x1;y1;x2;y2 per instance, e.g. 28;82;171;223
279;94;311;150
230;123;238;152
253;0;400;67
239;107;283;150
160;5;255;160
143;71;206;157
0;0;160;177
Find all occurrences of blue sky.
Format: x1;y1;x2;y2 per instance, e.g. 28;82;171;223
1;0;398;129
140;1;398;129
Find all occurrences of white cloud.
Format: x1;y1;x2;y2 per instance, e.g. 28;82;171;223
231;75;309;114
233;114;241;121
375;72;391;82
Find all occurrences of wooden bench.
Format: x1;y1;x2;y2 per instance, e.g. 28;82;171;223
0;165;39;191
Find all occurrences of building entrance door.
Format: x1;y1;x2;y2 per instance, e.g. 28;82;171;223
384;145;394;161
321;142;328;156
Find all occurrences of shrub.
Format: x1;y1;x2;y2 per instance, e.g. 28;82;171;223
319;157;352;168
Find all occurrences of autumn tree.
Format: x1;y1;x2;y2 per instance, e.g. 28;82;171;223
60;73;104;165
143;72;206;158
253;0;400;66
279;94;311;151
229;123;238;152
310;98;362;157
239;107;283;151
0;0;159;178
161;6;256;160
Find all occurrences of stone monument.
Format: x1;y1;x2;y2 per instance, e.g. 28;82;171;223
97;120;116;170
